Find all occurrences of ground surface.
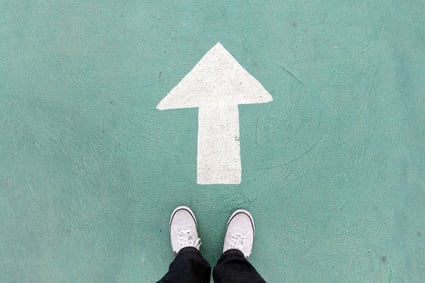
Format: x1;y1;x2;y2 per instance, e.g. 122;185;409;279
1;1;425;282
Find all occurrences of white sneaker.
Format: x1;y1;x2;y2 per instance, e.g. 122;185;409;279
223;209;255;258
169;206;201;255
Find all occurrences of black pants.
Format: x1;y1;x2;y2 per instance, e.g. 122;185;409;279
157;247;266;283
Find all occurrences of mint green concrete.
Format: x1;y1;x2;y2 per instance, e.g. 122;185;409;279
1;1;425;282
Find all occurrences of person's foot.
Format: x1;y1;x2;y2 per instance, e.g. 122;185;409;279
223;209;255;258
169;206;201;255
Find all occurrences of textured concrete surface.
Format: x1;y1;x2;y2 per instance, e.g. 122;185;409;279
1;1;425;282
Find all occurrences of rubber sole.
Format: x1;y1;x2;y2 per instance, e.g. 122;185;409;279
226;209;256;235
169;205;198;226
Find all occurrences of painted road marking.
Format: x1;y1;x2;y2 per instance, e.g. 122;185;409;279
157;42;273;184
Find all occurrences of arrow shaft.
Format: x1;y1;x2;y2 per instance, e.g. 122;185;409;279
197;104;241;184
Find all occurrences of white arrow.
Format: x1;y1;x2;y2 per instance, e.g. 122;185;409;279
157;42;273;184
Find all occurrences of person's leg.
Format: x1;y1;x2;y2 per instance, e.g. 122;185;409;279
213;210;266;283
157;247;211;283
213;249;265;283
157;206;211;283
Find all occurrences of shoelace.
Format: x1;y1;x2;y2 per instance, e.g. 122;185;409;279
228;232;247;250
178;229;201;249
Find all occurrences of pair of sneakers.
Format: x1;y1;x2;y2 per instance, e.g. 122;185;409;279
169;206;255;258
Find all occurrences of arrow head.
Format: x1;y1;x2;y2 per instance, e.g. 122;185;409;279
157;42;273;110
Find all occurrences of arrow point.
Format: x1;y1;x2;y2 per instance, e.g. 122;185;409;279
156;101;167;110
157;43;273;110
214;41;223;47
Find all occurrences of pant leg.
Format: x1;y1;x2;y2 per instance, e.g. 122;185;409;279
157;247;211;283
213;249;266;283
